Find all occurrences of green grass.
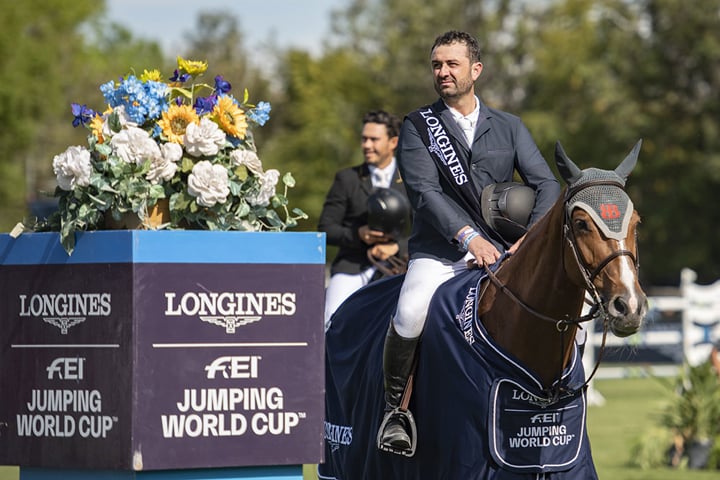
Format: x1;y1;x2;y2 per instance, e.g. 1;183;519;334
588;377;718;479
3;377;718;479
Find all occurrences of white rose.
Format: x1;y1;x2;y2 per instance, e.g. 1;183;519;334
146;157;178;185
229;149;264;175
161;142;183;163
246;169;280;207
187;160;230;207
145;142;182;184
111;126;162;165
184;118;226;157
53;145;93;191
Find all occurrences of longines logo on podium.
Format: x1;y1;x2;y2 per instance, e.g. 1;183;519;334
163;291;297;334
18;293;113;334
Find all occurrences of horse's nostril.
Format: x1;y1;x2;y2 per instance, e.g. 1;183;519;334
612;296;629;316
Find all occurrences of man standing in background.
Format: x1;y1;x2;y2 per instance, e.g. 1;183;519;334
319;110;410;331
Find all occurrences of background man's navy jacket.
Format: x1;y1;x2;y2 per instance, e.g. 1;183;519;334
319;162;410;275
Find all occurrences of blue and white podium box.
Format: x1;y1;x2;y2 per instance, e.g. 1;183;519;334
0;231;325;478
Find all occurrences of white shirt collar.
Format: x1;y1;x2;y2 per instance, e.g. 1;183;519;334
446;96;480;126
368;158;397;188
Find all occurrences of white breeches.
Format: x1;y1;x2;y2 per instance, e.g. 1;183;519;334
394;255;472;339
324;267;377;331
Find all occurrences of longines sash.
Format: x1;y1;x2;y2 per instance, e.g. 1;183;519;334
407;106;495;241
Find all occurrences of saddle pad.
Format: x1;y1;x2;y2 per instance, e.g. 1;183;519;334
489;378;587;473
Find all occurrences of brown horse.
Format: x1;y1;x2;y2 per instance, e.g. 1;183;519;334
479;140;647;389
319;140;648;479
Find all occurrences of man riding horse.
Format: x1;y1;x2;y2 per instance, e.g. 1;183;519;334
379;30;560;456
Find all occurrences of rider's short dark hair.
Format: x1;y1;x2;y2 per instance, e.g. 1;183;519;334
431;30;482;64
363;110;401;139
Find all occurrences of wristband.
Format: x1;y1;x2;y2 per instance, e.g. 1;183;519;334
462;231;480;251
456;228;477;245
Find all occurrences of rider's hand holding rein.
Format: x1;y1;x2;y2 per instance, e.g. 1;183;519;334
456;226;500;266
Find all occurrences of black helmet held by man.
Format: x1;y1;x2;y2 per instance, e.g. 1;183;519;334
481;182;535;244
367;188;411;240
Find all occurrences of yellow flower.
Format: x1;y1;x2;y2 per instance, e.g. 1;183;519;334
90;106;112;144
177;56;208;76
140;69;162;82
211;96;248;139
157;104;200;144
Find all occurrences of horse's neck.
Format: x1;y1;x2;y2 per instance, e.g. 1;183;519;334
480;202;585;388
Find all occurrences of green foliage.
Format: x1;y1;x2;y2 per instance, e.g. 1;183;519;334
261;49;388;228
0;0;102;229
660;361;720;443
630;361;720;470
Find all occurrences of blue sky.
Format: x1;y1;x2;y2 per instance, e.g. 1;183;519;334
105;0;344;56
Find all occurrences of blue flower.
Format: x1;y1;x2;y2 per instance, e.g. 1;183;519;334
70;103;95;128
214;75;232;94
247;101;271;126
100;76;168;125
194;95;217;116
170;69;191;83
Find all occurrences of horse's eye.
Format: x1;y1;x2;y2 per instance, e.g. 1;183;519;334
574;218;590;232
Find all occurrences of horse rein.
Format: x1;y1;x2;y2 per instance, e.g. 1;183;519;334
366;250;408;277
481;178;639;402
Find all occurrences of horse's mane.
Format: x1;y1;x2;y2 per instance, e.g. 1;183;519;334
479;188;587;386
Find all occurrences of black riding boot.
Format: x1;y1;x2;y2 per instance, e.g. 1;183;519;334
377;321;419;456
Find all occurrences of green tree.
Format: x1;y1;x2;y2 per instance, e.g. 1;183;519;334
0;0;100;229
629;0;720;284
0;0;166;230
262;48;391;228
521;0;720;284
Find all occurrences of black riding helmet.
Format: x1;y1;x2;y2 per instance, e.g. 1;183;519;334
481;182;535;243
367;188;411;239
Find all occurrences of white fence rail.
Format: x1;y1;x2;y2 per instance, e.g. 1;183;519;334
588;268;720;380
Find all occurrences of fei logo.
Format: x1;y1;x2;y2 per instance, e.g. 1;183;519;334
47;357;86;380
164;291;297;334
205;356;261;379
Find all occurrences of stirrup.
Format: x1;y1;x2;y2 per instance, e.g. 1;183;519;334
376;407;417;457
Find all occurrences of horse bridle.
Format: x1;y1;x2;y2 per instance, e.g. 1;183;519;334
561;179;640;323
483;178;639;401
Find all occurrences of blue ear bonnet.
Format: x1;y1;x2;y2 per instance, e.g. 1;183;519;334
566;168;633;241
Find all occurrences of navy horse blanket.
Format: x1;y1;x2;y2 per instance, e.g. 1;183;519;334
318;268;598;480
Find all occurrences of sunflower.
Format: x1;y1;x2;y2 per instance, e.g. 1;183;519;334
177;57;208;77
140;69;163;82
157;104;200;144
211;96;248;139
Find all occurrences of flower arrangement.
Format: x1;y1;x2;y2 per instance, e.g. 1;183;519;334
35;57;306;254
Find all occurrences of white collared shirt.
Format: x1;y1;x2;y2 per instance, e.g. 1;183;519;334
447;96;480;148
369;158;397;189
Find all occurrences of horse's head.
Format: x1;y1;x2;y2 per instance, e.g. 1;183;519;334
555;141;648;337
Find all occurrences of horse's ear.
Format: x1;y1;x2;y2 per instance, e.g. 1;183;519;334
555;141;583;184
615;139;642;180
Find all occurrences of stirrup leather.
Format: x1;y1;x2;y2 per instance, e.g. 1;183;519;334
376;407;417;457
